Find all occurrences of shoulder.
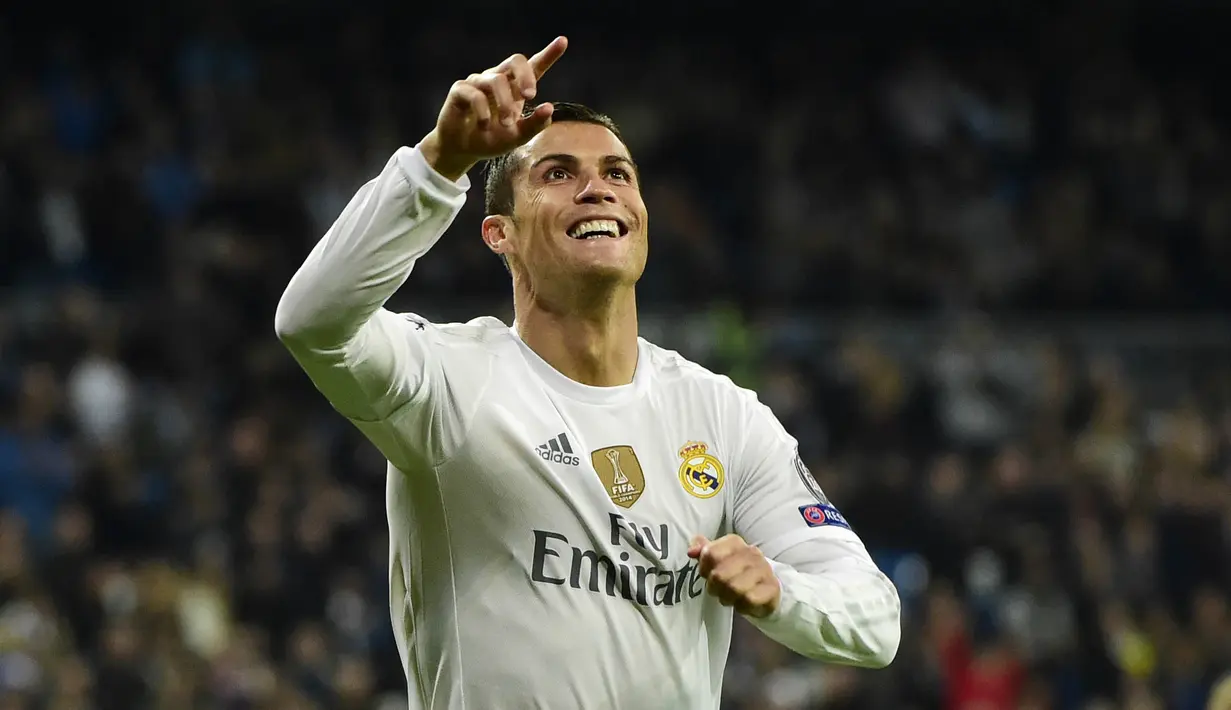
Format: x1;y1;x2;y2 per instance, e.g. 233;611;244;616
397;313;515;349
643;338;793;443
386;313;516;385
641;339;764;415
642;340;795;476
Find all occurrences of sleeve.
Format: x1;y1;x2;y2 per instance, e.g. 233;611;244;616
274;145;471;470
730;395;902;667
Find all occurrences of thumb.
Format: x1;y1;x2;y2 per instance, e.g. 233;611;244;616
687;535;708;558
516;102;554;141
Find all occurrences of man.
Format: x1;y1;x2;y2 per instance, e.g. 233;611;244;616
275;37;900;709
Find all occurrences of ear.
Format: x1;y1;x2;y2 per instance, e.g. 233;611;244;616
482;215;516;258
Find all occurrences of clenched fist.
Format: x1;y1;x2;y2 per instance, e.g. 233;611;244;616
688;534;782;619
420;36;569;181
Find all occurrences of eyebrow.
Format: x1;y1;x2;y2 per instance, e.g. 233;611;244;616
530;153;639;175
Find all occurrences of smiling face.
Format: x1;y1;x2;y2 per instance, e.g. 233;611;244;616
482;120;649;295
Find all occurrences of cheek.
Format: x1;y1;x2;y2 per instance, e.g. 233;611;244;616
524;195;560;240
524;189;547;213
629;197;649;232
512;195;552;256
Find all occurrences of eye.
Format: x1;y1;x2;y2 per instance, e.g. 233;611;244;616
545;167;570;181
607;167;631;181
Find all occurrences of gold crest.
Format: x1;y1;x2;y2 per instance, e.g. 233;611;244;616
591;446;646;508
678;441;724;499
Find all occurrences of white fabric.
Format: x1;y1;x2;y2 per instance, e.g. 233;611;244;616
275;146;900;710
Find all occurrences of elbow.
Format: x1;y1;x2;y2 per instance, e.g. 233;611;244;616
862;616;901;669
274;286;363;357
274;282;327;347
787;595;902;668
809;611;900;669
274;292;306;344
861;581;903;669
795;623;900;668
822;577;902;669
273;270;362;349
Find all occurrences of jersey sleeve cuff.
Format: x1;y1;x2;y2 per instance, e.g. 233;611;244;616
399;145;472;199
760;557;794;625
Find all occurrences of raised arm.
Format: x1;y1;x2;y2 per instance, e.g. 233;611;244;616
273;146;468;423
274;38;568;464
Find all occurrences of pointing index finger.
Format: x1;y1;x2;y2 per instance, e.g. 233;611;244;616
528;36;568;79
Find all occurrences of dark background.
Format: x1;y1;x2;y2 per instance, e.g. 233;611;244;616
1;1;1229;708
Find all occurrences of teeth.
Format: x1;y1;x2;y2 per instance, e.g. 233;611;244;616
568;219;621;239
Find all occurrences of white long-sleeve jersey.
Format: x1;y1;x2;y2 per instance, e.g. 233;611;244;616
274;145;901;710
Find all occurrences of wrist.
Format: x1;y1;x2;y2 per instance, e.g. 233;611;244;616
418;132;475;183
758;559;789;622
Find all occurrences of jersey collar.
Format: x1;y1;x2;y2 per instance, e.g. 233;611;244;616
508;324;650;405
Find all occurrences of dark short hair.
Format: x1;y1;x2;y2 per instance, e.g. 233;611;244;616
482;101;626;217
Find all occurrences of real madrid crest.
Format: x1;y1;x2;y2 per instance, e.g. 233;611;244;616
678;441;724;499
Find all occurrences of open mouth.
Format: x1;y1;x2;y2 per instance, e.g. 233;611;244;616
567;218;629;240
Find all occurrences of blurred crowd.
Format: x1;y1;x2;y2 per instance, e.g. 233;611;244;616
2;1;1231;709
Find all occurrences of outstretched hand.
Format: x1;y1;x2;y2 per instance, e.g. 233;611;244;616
422;36;568;180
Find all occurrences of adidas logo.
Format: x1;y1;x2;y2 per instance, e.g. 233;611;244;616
537;432;581;467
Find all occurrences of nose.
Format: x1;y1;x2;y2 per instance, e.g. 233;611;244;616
575;173;617;204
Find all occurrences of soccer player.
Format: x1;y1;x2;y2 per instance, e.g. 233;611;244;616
275;37;900;709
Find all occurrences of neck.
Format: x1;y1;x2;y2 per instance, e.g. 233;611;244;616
513;282;639;388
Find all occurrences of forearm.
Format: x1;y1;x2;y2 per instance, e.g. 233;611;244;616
274;144;468;346
749;540;902;668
